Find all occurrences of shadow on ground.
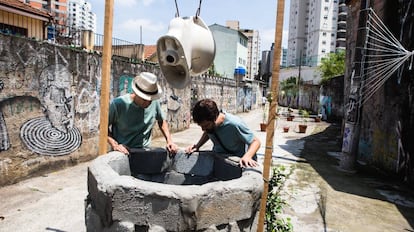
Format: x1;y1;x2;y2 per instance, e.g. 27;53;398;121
284;122;414;230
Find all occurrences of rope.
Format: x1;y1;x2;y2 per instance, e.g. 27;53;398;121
357;8;414;106
358;9;414;107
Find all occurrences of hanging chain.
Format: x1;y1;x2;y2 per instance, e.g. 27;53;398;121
195;0;203;18
174;0;203;18
174;0;180;17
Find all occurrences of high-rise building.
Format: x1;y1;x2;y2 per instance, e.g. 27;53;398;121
21;0;96;32
336;0;347;51
240;29;261;80
287;0;340;67
67;0;96;32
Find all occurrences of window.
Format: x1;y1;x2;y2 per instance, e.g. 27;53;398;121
0;23;28;37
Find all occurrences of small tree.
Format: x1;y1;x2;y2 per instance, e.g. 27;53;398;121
318;50;345;84
280;76;300;108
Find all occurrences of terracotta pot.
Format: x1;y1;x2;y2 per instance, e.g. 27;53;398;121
287;116;293;121
260;123;267;131
298;124;307;133
283;126;289;133
314;117;321;122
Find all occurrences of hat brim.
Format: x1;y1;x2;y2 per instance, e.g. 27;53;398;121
132;83;162;101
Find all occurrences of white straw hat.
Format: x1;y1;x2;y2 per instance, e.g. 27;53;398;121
131;72;162;101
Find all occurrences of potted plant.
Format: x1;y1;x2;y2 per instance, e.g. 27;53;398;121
260;101;268;131
260;122;267;131
283;126;290;133
260;92;274;131
298;123;307;133
286;107;294;121
298;109;309;133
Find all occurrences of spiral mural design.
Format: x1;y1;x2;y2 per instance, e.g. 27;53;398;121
20;117;82;156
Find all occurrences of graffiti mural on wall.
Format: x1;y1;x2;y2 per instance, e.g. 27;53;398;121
20;116;82;156
119;75;134;95
342;124;353;153
19;64;82;156
319;95;332;121
76;79;100;134
0;112;10;151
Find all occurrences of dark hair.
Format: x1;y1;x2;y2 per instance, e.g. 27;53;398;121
192;99;219;124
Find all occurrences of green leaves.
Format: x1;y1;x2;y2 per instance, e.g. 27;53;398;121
280;76;299;98
265;166;293;232
318;50;346;84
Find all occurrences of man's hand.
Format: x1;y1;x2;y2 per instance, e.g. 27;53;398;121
185;144;198;154
113;143;130;155
239;156;258;168
166;142;178;154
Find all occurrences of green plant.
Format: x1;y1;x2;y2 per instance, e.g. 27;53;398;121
262;101;269;124
299;109;309;123
263;110;268;123
265;166;293;232
318;50;345;85
266;92;274;103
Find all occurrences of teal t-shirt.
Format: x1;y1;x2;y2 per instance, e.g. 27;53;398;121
207;112;254;157
108;94;165;148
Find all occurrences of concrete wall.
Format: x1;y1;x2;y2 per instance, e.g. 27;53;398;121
344;0;414;181
320;75;344;121
279;66;322;85
277;75;344;121
0;34;263;186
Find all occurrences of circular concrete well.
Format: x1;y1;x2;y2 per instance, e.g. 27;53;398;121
85;148;263;231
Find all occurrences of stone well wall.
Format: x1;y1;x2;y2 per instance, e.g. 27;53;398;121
85;150;264;231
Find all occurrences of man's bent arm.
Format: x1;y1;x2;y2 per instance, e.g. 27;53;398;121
158;120;178;153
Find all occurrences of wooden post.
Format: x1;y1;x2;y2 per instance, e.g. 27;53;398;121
98;0;114;155
257;0;285;231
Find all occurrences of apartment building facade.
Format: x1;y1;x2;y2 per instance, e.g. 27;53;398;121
240;29;261;80
23;0;68;25
67;0;96;32
21;0;95;32
336;0;347;50
287;0;340;67
223;20;261;80
209;23;248;79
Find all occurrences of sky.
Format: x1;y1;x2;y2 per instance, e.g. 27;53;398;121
88;0;291;51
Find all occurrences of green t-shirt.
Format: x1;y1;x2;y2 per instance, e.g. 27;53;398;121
108;94;165;148
207;112;254;157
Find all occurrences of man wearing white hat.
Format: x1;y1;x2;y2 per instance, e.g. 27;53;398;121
107;72;178;154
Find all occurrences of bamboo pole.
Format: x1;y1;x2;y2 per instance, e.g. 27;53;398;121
257;0;285;231
98;0;114;155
